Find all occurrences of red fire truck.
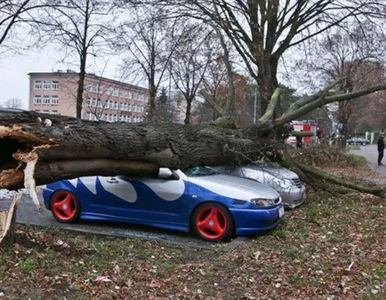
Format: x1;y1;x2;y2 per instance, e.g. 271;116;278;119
289;120;319;145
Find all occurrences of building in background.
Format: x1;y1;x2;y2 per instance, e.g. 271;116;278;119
28;70;148;123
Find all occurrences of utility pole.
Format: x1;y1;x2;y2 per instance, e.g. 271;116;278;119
253;85;258;123
168;61;173;122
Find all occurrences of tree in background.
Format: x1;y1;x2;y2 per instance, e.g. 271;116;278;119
116;5;187;120
148;0;386;118
154;87;169;121
0;0;49;51
296;22;386;138
40;0;116;118
171;24;215;124
3;98;23;109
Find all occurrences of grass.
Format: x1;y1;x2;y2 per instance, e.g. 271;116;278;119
347;144;361;150
347;153;370;167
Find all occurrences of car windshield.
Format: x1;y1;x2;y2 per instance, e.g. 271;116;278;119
183;166;220;177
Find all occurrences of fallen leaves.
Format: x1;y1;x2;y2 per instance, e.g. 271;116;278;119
0;165;385;298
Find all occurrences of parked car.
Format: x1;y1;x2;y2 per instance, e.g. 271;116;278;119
212;162;306;209
43;166;284;242
346;137;370;145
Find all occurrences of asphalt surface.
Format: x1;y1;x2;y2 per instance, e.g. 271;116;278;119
0;193;245;251
349;144;386;184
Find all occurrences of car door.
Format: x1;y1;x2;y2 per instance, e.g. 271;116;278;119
107;170;188;225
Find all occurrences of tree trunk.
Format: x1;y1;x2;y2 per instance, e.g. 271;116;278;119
0;110;384;204
257;55;279;114
0;111;274;191
0;195;20;249
184;100;192;124
147;81;157;120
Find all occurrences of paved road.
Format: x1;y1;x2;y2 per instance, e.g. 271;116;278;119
349;144;386;184
0;193;245;251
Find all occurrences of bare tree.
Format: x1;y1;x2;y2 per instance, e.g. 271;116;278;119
0;0;50;52
116;5;188;120
41;0;116;118
145;0;386;116
171;24;215;124
296;22;386;138
3;98;23;109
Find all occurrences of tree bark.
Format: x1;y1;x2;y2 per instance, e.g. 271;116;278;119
0;104;385;205
0;111;274;191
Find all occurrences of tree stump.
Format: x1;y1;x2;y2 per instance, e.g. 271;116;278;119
0;194;20;249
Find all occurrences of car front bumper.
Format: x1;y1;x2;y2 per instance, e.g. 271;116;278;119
230;205;284;236
280;185;306;209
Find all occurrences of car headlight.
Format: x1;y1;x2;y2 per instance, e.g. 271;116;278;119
271;177;293;189
251;198;277;207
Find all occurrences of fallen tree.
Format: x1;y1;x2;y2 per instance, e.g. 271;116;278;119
1;83;386;207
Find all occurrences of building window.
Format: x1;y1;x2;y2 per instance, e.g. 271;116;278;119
88;83;98;93
51;81;59;90
51;110;59;115
113;101;118;109
106;87;114;95
43;96;50;105
113;89;119;96
34;95;42;104
34;80;42;89
97;99;102;108
43;81;51;90
51;96;58;105
127;104;131;111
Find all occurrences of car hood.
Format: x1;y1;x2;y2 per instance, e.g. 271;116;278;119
244;164;298;180
188;174;280;201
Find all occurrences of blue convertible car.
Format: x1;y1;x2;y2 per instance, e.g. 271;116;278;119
43;166;284;241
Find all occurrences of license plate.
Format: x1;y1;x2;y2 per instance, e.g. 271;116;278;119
278;205;285;218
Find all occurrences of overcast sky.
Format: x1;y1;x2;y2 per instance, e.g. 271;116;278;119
1;49;58;109
0;48;128;110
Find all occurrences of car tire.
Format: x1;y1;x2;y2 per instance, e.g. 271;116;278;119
50;190;81;223
362;142;366;146
191;202;234;242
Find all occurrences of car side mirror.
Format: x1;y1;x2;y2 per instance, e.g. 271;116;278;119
158;168;173;179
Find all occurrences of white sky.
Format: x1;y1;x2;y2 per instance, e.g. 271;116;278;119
0;48;129;110
1;49;59;109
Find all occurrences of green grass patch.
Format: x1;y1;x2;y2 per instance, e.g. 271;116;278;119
346;153;369;167
346;144;360;150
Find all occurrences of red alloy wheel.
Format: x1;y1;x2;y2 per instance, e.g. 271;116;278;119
51;191;80;223
194;204;233;241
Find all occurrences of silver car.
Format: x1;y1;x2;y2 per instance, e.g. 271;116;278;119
212;163;306;209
